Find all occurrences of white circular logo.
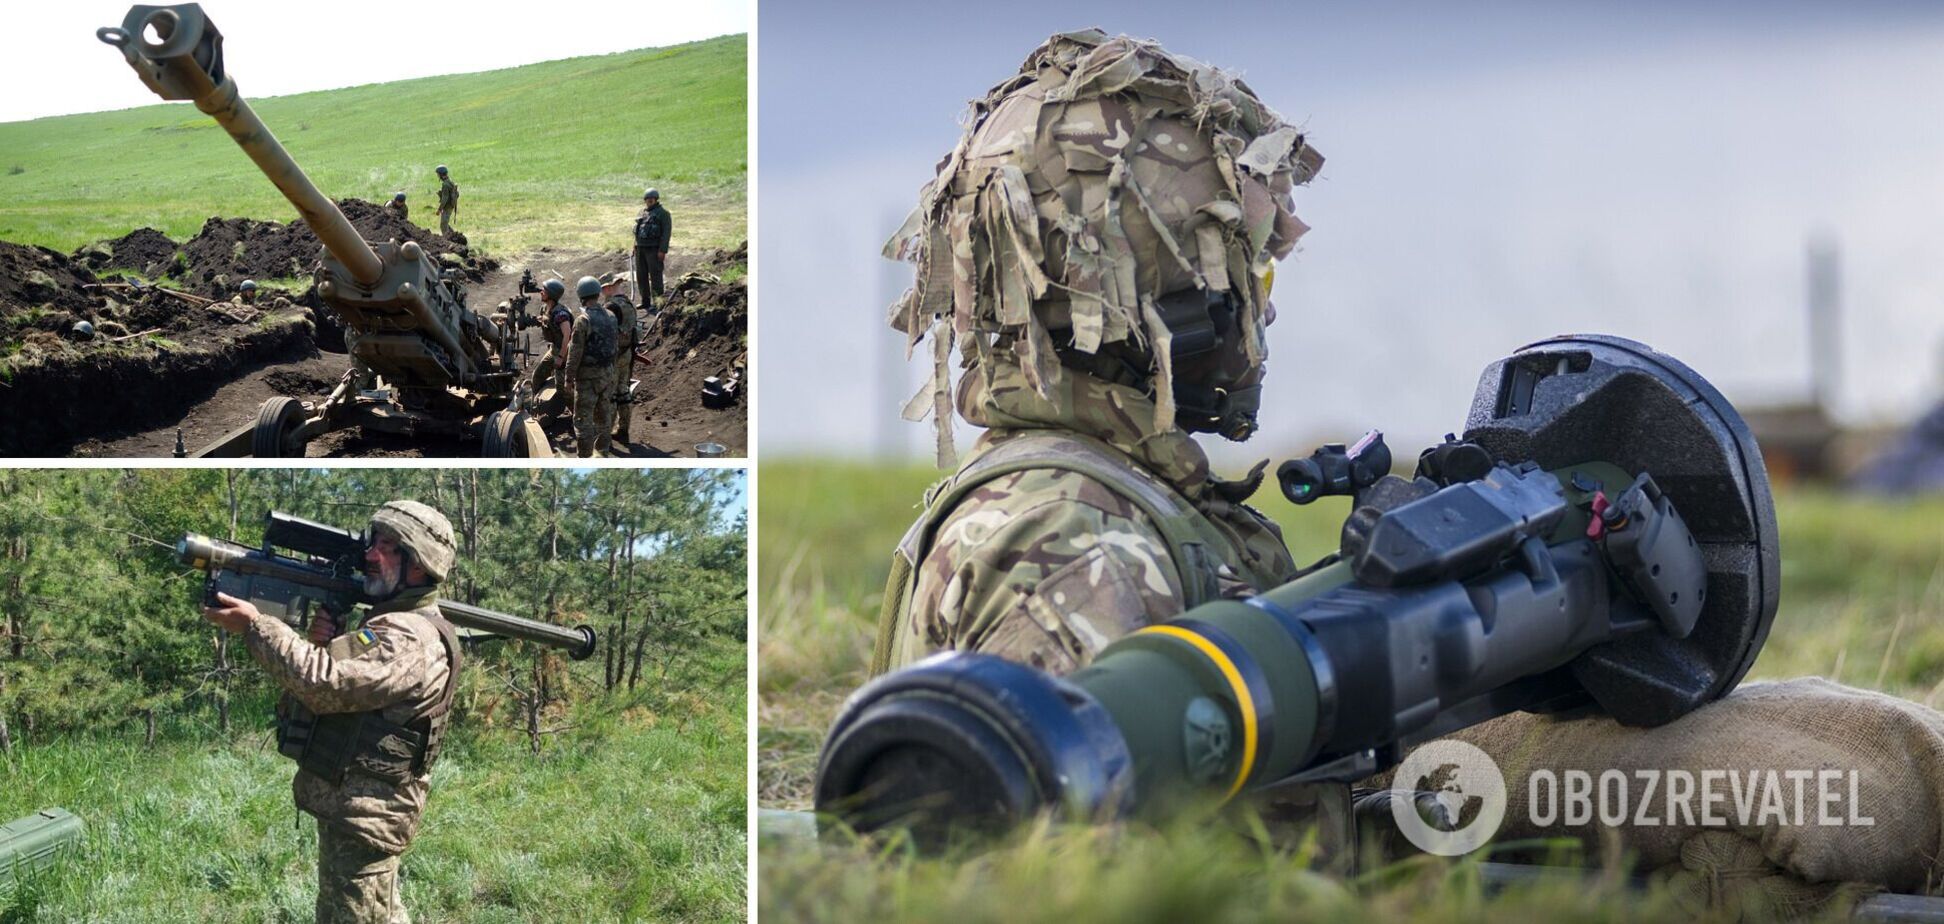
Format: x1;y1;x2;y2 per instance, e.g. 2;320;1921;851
1389;739;1507;856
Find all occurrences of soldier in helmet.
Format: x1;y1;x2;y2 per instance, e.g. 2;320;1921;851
598;272;639;445
566;275;619;457
202;500;463;924
530;278;575;401
876;30;1318;677
385;192;408;223
872;30;1944;909
434;165;458;238
632;189;670;308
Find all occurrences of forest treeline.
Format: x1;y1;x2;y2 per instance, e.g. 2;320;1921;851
0;468;746;754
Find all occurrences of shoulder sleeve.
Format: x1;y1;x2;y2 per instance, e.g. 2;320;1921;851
242;612;441;715
903;469;1186;674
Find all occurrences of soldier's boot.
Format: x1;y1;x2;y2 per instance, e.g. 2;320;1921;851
614;398;632;443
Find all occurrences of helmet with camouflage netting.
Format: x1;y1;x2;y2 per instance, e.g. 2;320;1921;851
370;500;456;585
884;29;1321;463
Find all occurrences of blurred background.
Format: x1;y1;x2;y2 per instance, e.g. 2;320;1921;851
760;0;1944;489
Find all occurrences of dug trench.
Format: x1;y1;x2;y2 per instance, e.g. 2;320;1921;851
0;201;746;458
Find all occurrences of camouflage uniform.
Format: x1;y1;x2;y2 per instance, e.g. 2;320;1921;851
633;203;670;305
241;590;454;924
606;293;638;443
384;198;408;223
880;30;1320;675
531;299;575;399
888;357;1300;674
566;300;615;456
436;178;458;237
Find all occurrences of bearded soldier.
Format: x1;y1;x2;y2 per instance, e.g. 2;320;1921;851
874;29;1944;912
434;165;458;238
202;500;462;924
566;275;618;457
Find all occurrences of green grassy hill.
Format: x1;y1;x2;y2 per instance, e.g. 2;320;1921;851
0;35;746;255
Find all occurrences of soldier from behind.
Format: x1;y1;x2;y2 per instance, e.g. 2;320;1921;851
201;500;463;924
530;278;574;400
434;165;458;238
633;189;670;307
876;30;1317;676
874;31;1944;910
598;272;639;445
566;275;619;457
385;192;408;223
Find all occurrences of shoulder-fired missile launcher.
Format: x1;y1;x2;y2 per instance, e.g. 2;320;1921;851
100;5;549;458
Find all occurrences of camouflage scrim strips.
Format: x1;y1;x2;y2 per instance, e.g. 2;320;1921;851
884;29;1323;465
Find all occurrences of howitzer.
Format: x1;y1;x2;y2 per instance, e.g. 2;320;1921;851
0;809;82;881
177;511;596;660
815;335;1779;844
99;5;549;458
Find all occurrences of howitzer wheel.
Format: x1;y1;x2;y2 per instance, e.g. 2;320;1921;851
251;397;308;459
481;410;540;458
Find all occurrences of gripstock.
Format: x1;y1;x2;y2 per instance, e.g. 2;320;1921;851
814;335;1779;845
178;511;596;660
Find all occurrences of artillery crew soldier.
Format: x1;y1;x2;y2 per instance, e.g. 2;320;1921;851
567;275;619;457
434;165;458;238
599;272;639;445
530;278;574;401
633;189;670;307
385;192;408;223
202;500;463;924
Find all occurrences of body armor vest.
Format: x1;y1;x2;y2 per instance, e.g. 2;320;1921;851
580;303;619;365
276;610;463;785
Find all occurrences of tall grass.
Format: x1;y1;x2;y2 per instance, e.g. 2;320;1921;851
0;36;746;256
0;661;746;923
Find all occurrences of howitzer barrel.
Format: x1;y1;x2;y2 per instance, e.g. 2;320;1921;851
98;5;383;286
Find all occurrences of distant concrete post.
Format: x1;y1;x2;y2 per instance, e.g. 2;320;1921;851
1806;236;1842;412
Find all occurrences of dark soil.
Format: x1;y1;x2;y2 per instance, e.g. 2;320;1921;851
4;223;746;457
173;197;499;299
73;228;181;278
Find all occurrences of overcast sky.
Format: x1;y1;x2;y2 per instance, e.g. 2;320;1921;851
2;0;751;124
759;0;1944;462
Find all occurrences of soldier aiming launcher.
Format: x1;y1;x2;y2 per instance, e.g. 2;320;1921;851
100;5;550;458
815;336;1780;844
177;511;597;660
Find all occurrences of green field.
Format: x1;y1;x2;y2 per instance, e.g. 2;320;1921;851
0;35;746;256
756;460;1944;922
2;677;744;924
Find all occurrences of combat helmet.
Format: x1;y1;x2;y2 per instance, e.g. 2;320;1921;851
643;188;659;201
435;164;449;176
393;192;406;202
575;275;602;300
239;279;257;292
542;278;566;301
369;500;456;585
885;30;1322;461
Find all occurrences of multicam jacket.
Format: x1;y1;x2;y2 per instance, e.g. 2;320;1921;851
243;591;454;855
437;178;458;214
880;358;1301;677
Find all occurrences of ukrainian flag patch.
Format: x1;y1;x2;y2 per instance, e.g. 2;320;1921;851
355;628;377;647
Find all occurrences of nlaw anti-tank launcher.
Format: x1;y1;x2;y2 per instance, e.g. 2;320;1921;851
100;4;550;457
